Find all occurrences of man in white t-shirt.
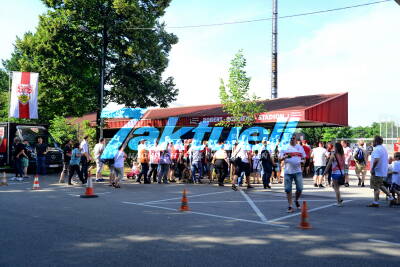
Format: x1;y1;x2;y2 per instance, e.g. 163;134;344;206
341;140;352;187
279;135;306;213
311;142;328;188
368;136;394;207
93;138;105;182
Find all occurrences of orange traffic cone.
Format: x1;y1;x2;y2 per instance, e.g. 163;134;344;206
298;201;312;229
0;172;8;186
80;175;98;198
179;189;190;211
32;175;41;190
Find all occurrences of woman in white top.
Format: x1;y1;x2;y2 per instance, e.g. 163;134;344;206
212;142;229;186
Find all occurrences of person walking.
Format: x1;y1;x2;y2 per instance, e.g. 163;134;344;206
113;147;126;188
279;135;306;213
22;140;32;178
68;143;85;185
212;141;229;186
35;136;48;175
341;140;352;187
137;140;150;184
189;141;204;184
59;140;73;183
353;140;368;187
324;142;345;206
157;148;171;184
311;141;328;188
231;140;253;191
260;141;274;189
148;140;160;183
367;136;395;207
93;138;105;182
80;136;91;183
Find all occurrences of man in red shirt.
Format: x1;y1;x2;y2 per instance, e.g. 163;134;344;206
394;138;400;152
301;140;312;177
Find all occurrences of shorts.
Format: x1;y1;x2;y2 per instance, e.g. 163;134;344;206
344;164;349;175
235;161;251;177
314;166;326;176
302;158;310;168
284;172;303;193
355;163;366;174
96;159;104;174
21;157;29;168
370;175;384;190
331;173;344;180
114;167;124;181
274;163;280;172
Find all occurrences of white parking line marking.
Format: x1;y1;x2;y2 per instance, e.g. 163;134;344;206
154;199;336;204
368;239;400;246
122;201;289;228
142;190;233;204
267;200;353;223
239;190;268;223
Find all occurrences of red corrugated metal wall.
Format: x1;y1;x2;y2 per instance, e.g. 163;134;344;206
304;93;348;126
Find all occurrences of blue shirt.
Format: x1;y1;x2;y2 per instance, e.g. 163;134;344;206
70;148;81;165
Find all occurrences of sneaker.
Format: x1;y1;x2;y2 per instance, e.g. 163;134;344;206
295;201;301;209
314;183;318;188
367;203;379;208
319;184;325;188
9;177;17;181
344;183;350;187
17;177;24;182
337;199;344;207
287;207;294;213
231;184;238;191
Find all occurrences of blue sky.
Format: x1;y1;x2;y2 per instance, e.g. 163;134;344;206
1;0;399;126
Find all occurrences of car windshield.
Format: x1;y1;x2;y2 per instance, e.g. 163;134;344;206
17;126;58;147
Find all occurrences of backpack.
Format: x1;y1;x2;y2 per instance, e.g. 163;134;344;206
354;148;365;163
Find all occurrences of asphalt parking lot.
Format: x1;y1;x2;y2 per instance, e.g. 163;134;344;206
0;172;399;267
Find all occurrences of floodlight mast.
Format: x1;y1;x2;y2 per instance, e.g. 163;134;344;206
271;0;278;99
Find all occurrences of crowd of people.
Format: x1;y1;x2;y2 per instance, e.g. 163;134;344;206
10;133;400;212
10;136;48;181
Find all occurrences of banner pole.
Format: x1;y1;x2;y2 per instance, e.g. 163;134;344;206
6;72;12;165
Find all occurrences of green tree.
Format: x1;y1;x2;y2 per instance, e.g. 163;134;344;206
321;127;352;142
3;0;178;121
48;116;78;145
299;127;325;145
0;70;9;120
218;50;264;127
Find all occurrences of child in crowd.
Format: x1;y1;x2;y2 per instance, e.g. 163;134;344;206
251;150;261;184
127;162;141;180
390;153;400;206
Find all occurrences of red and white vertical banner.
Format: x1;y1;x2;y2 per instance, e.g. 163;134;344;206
9;72;39;119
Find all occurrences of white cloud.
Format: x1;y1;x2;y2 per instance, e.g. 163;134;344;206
166;4;400;127
279;5;400;126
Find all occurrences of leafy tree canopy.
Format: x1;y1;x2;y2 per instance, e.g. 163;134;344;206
218;50;264;127
3;0;178;122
